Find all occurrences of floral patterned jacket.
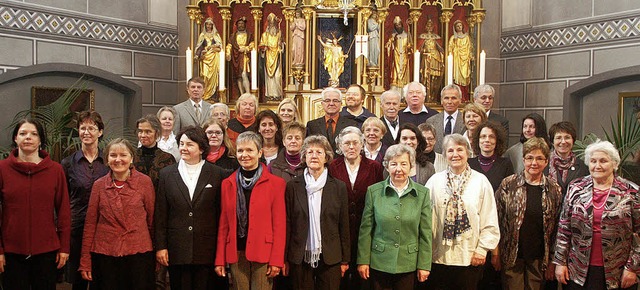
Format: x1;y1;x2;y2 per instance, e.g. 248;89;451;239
553;175;640;289
495;173;562;271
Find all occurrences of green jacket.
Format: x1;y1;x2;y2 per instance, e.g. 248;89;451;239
357;178;432;273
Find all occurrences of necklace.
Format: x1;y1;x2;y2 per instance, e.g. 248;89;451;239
477;158;495;166
113;181;125;189
286;158;301;168
592;185;612;210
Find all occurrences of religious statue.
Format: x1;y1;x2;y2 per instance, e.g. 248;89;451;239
195;18;223;100
259;13;284;100
419;18;444;103
317;34;348;87
448;20;473;87
386;16;411;89
226;17;254;95
290;9;306;67
367;11;380;67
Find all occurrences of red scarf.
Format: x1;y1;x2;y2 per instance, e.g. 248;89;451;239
238;116;256;128
206;146;226;163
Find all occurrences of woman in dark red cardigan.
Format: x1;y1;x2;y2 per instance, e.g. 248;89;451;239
328;126;384;290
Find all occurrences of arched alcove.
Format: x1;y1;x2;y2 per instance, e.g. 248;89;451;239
563;65;640;137
0;63;142;146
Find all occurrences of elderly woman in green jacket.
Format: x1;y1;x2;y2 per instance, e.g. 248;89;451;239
357;144;432;290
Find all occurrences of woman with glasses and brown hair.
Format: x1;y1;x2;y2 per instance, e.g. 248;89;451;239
493;137;562;289
204;118;239;172
62;111;110;290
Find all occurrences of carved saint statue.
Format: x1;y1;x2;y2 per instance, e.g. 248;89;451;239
386;16;411;89
448;20;473;87
195;18;223;100
367;11;380;67
259;13;284;100
419;18;444;103
290;9;306;67
317;35;348;87
226;17;253;95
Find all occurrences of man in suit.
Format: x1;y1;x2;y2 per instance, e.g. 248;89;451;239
307;87;357;151
173;77;212;134
398;81;438;125
340;84;376;128
380;89;402;147
425;84;465;153
473;84;509;139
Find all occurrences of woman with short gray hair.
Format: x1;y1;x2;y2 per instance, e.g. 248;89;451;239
554;140;639;289
425;133;499;289
329;127;383;289
228;93;259;144
357;144;432;289
285;134;350;290
216;131;287;290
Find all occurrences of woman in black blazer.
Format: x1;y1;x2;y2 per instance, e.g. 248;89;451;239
284;135;350;290
545;121;589;196
155;126;228;290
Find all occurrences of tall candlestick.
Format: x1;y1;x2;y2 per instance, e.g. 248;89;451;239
218;49;225;90
479;50;486;85
251;49;258;90
447;53;453;85
413;50;420;83
186;47;192;81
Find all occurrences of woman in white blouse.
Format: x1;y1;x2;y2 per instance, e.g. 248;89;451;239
157;106;180;160
424;133;500;290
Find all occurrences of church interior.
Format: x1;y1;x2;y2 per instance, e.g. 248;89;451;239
0;0;639;148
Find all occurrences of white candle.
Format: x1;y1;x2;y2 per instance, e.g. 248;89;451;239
218;49;225;90
447;53;453;85
413;50;420;83
479;50;486;85
186;47;192;80
251;49;258;90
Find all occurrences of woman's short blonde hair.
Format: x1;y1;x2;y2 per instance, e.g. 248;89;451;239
362;117;387;136
277;98;301;123
235;93;259;116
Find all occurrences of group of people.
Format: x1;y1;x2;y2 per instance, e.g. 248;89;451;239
0;75;637;290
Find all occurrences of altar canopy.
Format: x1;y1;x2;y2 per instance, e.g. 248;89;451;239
186;0;486;117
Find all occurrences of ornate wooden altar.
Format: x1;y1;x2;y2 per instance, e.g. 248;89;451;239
186;0;486;122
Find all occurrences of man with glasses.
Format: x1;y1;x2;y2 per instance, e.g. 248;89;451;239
473;84;509;139
341;84;376;128
399;82;438;126
307;87;357;151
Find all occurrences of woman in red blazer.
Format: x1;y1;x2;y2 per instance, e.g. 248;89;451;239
328;126;384;290
215;131;286;290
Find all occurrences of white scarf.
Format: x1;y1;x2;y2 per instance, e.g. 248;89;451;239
303;167;327;268
178;159;205;199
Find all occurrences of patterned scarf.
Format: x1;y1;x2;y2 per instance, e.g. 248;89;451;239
443;165;472;245
235;164;263;238
549;150;575;183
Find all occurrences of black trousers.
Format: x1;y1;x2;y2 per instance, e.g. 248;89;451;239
340;242;369;290
567;266;636;290
369;268;415;290
168;263;228;290
3;251;57;290
424;263;484;290
91;251;155;290
290;260;341;290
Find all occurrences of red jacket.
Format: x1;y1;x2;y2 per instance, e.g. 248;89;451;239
79;169;155;271
216;164;286;267
0;150;71;255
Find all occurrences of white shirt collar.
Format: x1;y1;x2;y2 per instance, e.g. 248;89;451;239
190;99;203;108
364;144;383;160
403;105;428;114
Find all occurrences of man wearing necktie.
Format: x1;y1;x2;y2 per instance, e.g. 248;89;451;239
173;77;212;134
425;84;465;154
306;87;357;151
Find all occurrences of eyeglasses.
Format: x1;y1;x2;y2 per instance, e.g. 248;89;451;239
524;156;547;163
206;130;224;136
425;137;436;142
322;99;341;104
79;126;99;133
342;141;361;148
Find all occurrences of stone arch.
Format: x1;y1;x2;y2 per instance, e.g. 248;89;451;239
0;63;142;145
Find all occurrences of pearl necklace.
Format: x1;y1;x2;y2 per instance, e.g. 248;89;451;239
592;185;612;210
